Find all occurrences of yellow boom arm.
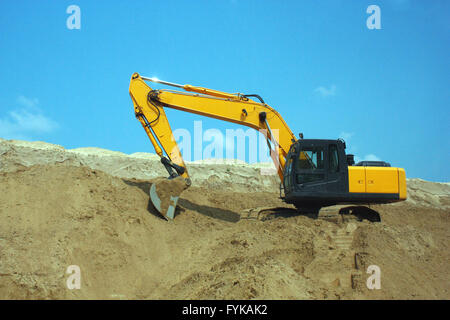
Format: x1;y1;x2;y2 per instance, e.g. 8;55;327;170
129;73;297;182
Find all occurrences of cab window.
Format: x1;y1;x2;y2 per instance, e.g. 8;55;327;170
297;148;324;170
284;157;293;191
329;144;339;172
295;147;325;184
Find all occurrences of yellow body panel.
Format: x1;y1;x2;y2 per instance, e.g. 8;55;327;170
366;167;399;194
348;167;366;193
349;166;406;198
398;168;407;200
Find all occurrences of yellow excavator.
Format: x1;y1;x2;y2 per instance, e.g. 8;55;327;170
129;72;407;220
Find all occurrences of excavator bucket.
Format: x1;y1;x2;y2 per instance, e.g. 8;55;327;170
149;176;190;220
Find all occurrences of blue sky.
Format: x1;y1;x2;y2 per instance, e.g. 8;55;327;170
0;0;449;182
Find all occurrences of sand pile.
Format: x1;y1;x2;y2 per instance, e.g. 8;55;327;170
0;139;449;299
0;139;279;192
406;178;450;208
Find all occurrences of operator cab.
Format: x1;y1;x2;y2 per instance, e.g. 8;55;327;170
283;139;349;211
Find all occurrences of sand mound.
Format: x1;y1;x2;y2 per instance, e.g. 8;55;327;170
0;139;449;299
0;139;279;192
405;178;450;208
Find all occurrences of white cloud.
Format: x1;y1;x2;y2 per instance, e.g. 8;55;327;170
338;132;381;164
314;84;336;97
17;96;39;109
354;154;381;164
361;154;381;161
0;96;58;140
339;131;354;142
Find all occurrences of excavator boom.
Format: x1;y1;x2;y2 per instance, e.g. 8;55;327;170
129;72;297;219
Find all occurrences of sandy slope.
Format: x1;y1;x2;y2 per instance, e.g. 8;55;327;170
0;139;449;299
0;139;279;192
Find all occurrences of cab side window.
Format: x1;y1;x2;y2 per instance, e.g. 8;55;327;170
284;157;293;191
329;144;339;172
